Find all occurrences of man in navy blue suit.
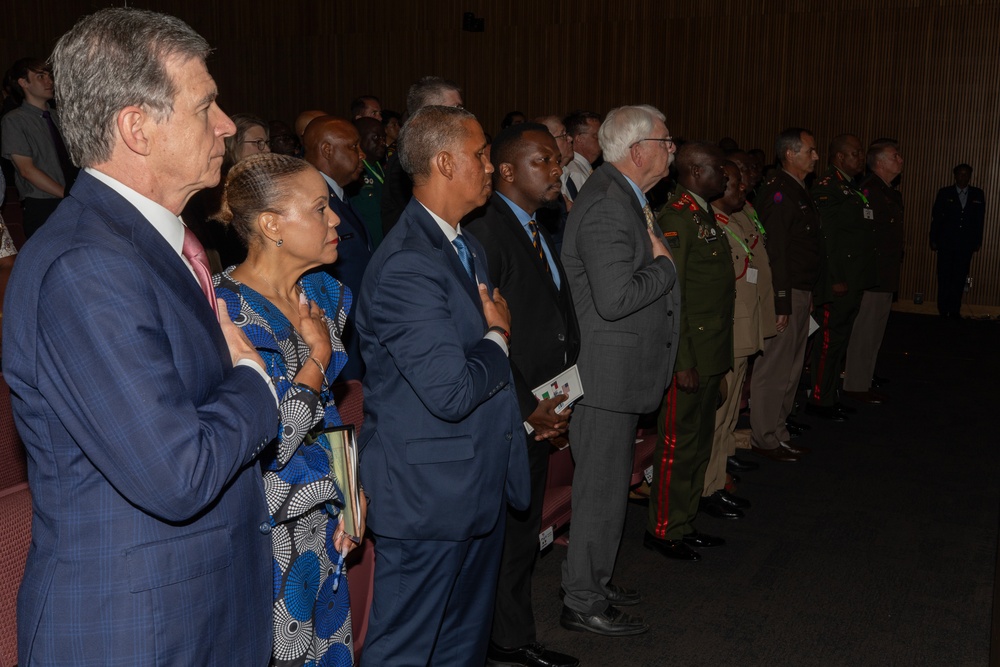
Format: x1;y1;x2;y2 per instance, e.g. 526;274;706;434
2;8;280;665
304;115;373;380
357;105;530;666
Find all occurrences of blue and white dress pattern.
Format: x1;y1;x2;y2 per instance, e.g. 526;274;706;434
215;267;355;667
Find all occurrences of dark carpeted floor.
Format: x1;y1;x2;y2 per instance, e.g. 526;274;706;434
527;312;1000;667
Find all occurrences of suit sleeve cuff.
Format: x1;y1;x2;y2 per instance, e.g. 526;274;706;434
484;330;509;356
236;358;279;407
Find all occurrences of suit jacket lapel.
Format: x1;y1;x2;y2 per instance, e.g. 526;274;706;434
406;198;484;313
74;173;226;353
491;197;561;300
329;185;372;251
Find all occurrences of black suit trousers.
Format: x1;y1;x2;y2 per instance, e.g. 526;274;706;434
936;245;974;317
490;431;551;647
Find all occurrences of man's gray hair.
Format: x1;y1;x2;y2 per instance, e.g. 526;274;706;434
405;76;462;117
599;105;665;163
51;7;211;167
867;138;899;170
398;105;475;184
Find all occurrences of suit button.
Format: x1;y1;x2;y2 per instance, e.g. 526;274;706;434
666;341;672;348
259;522;272;535
505;432;512;440
667;310;674;316
557;333;566;342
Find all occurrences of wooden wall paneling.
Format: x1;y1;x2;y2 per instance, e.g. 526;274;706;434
3;0;1000;310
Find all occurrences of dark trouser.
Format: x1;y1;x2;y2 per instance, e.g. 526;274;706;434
936;246;974;316
363;513;506;667
809;289;864;406
648;372;724;541
561;405;638;616
490;433;550;648
22;197;62;239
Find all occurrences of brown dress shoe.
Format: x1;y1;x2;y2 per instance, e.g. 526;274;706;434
750;444;800;462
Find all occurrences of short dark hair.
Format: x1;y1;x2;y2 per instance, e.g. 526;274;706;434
774;127;811;167
954;163;973;175
5;57;48;101
500;110;525;130
349;95;380;117
381;109;401;126
405;76;461;116
563;110;602;138
490;122;550;170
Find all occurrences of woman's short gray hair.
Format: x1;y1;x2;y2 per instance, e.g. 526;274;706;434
50;7;210;167
599;105;666;163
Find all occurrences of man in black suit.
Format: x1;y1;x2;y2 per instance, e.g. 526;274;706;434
304;115;374;380
466;123;581;667
931;163;986;318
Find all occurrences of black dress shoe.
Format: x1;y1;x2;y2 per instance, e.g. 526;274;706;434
780;441;810;456
699;495;744;519
785;417;811;431
643;532;701;561
712;489;751;509
834;402;858;415
804;404;847;421
726;455;759;473
605;583;641;606
750;444;800;462
559;605;649;636
487;641;580;667
682;529;726;548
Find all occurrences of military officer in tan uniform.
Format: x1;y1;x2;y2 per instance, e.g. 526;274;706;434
750;128;823;462
805;134;877;420
645;142;734;562
702;159;777;518
844;139;905;402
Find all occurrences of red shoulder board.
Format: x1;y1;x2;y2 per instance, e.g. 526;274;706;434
715;213;728;224
671;199;685;210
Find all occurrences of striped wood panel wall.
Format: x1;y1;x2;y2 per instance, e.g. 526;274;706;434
3;0;1000;309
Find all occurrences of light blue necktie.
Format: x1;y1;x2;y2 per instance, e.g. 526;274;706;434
452;235;475;282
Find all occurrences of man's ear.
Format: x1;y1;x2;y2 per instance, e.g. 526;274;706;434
117;106;152;156
498;162;515;184
435;150;455;180
630;143;644;169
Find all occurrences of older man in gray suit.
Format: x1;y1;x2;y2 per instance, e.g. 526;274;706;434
559;105;679;636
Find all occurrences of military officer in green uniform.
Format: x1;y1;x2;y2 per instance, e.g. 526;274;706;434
644;142;734;562
350;116;387;248
806;134;877;420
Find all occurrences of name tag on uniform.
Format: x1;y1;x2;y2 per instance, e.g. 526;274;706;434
746;267;759;284
863;209;874;220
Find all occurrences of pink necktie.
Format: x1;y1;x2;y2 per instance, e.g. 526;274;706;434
182;227;219;318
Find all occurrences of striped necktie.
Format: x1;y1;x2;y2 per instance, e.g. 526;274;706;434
527;220;550;276
642;203;655;230
182;227;219;317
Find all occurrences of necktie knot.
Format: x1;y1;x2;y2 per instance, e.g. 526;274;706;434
452;235;475;282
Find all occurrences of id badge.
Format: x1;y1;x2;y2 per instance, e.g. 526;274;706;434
746;267;759;284
863;208;874;220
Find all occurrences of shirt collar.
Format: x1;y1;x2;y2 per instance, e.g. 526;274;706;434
573;152;593;175
416;198;460;242
319;171;345;201
687;189;710;212
85;167;185;255
496;192;533;226
621;173;648;209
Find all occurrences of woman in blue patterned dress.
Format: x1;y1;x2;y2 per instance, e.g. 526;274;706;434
213;153;366;667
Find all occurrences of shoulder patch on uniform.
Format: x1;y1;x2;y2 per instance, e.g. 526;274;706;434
773;191;783;203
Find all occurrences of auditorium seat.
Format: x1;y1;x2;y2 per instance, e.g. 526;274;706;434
331;379;374;664
0;482;31;667
0;375;27;491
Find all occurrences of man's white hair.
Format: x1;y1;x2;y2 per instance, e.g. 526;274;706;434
599;105;666;163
